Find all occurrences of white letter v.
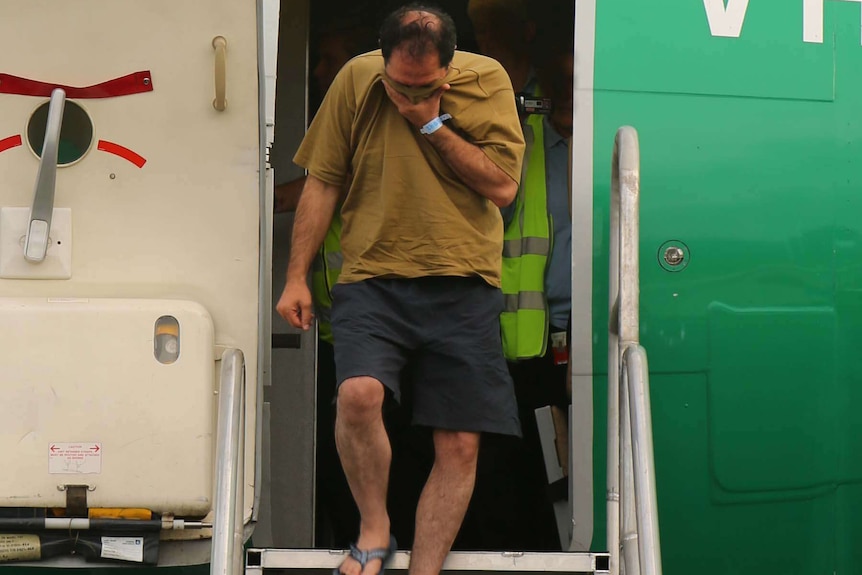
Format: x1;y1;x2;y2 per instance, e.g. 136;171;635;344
703;0;750;38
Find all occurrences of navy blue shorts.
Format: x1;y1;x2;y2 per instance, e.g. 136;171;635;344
330;277;521;437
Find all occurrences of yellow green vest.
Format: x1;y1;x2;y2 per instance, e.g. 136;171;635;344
500;114;552;360
310;212;343;344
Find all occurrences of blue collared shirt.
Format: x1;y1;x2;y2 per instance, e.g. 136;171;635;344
543;116;572;331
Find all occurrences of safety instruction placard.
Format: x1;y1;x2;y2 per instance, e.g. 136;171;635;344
0;534;41;562
48;442;102;474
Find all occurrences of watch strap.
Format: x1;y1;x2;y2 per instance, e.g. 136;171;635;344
420;113;452;135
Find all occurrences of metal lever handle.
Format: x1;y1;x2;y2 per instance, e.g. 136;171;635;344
25;88;65;263
213;36;227;111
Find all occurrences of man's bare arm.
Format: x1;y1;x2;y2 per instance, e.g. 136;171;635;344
276;174;340;329
422;125;517;207
286;174;341;283
383;81;518;207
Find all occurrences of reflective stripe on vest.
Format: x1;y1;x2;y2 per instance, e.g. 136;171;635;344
500;114;551;360
310;211;343;344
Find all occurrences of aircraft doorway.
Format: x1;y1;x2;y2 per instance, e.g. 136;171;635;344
265;0;580;555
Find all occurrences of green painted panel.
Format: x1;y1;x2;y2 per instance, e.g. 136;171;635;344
649;375;835;575
591;0;862;573
836;485;862;574
707;303;838;495
594;0;834;100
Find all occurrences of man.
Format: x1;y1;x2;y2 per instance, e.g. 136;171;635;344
466;0;535;94
465;0;574;551
276;5;525;575
498;42;574;550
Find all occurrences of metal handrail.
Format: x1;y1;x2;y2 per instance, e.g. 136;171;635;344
607;126;661;575
621;345;661;575
211;348;246;575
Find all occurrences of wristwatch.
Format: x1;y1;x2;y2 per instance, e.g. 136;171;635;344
420;113;452;135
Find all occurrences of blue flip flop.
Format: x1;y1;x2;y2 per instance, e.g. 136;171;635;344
333;535;397;575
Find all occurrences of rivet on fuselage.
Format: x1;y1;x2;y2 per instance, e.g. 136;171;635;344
664;247;684;266
658;240;690;272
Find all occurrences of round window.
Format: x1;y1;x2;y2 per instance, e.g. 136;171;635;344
27;99;93;166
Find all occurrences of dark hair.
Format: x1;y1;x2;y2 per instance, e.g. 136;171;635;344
378;4;457;67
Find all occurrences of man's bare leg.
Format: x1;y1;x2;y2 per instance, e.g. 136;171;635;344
410;430;481;575
335;376;392;575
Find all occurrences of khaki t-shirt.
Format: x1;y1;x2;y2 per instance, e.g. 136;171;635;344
294;50;525;287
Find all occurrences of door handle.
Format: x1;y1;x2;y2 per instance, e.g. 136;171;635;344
25;88;65;263
213;36;227;111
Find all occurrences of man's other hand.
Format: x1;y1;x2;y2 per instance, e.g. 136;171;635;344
276;280;315;330
383;80;451;128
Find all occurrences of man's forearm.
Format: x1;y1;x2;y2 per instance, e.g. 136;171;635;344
379;78;517;206
424;125;518;207
286;175;341;283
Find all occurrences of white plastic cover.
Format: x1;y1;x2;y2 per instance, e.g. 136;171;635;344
0;298;215;516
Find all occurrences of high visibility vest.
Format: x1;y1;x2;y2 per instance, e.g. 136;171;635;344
500;113;551;360
310;212;343;344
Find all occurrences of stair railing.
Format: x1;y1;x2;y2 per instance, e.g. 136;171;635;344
607;126;662;575
211;348;247;575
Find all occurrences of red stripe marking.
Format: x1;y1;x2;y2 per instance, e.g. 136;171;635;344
97;140;147;168
0;134;22;153
0;71;153;99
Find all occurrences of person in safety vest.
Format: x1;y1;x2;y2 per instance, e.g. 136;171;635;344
274;19;376;549
467;0;536;95
464;0;574;552
276;6;525;575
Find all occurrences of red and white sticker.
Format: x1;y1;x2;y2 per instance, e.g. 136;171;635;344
48;442;102;474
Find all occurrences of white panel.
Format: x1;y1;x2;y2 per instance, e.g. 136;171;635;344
535;406;565;484
0;1;262;528
0;0;260;395
0;298;214;515
571;0;597;553
263;0;280;143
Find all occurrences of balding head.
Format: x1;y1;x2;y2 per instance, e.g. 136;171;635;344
379;4;457;67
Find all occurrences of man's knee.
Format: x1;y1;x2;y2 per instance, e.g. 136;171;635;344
434;430;481;469
337;376;386;423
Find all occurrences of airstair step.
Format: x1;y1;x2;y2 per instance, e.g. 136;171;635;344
246;549;610;575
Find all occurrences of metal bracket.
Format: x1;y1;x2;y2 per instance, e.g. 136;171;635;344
63;484;89;517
